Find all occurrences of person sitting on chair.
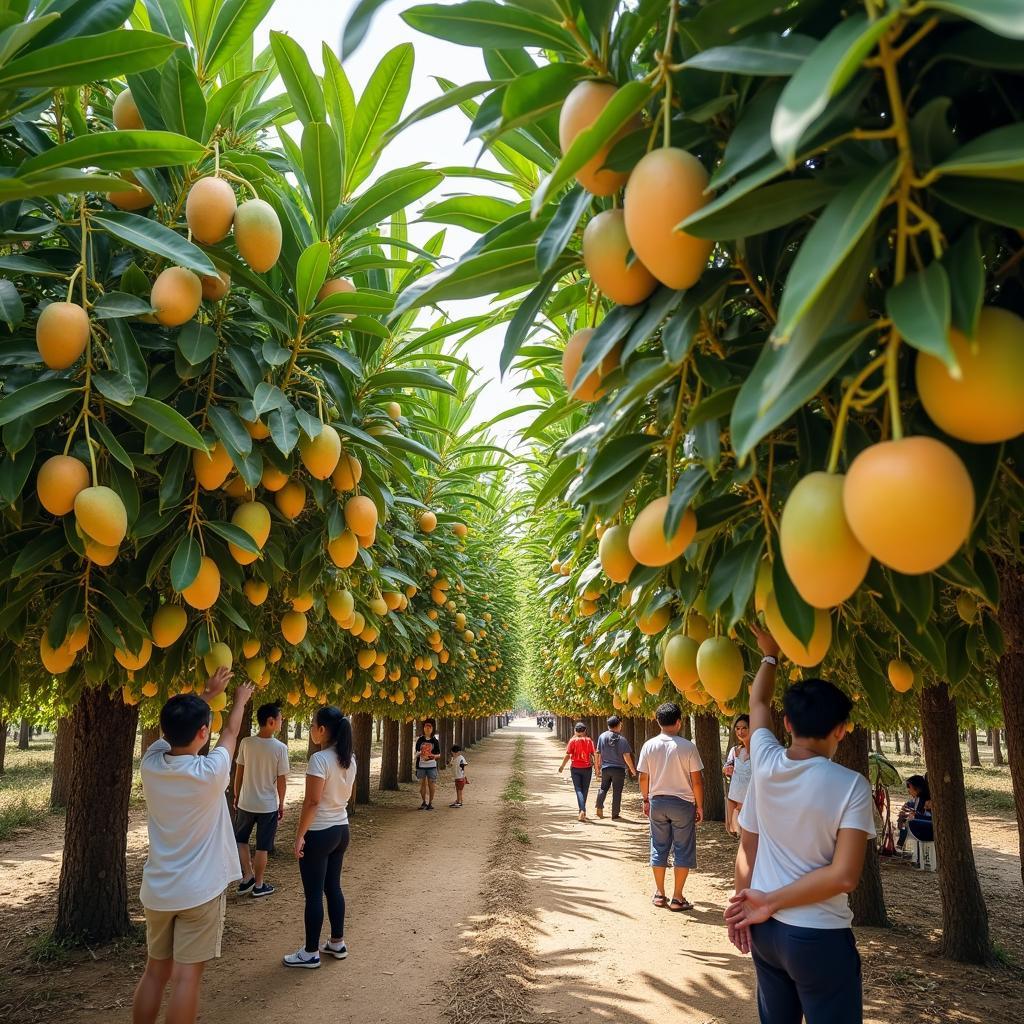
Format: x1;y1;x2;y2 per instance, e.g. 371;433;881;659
896;775;932;852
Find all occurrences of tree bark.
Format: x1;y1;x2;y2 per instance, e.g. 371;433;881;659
894;731;901;755
399;719;414;783
833;726;888;926
967;725;981;767
903;729;912;756
54;687;139;943
17;717;30;750
352;712;372;805
919;683;992;963
645;717;659;740
681;714;692;741
436;717;449;769
770;705;788;745
306;729;318;760
49;718;75;809
0;718;7;774
380;717;400;790
993;729;1004;767
375;717;382;743
278;717;289;743
227;707;252;807
693;714;725;822
140;724;161;756
996;560;1024;886
294;720;302;740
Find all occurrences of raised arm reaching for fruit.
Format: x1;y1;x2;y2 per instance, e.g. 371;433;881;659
747;623;780;736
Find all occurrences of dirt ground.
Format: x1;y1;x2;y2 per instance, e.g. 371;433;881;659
0;721;1020;1023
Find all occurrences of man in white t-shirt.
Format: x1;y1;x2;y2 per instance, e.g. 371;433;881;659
636;702;705;912
132;668;254;1024
233;702;290;898
726;625;875;1024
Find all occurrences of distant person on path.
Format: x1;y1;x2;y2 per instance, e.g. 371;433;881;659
132;668;254;1024
724;714;752;837
558;721;596;821
415;718;442;810
898;774;933;853
726;625;875;1024
284;707;356;969
594;715;637;820
233;702;290;898
449;744;469;807
637;702;705;911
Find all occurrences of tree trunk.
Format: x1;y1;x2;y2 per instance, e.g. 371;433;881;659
436;717;449;769
966;725;981;767
996;559;1024;886
49;718;75;809
693;714;725;822
833;726;888;926
919;683;992;963
645;717;659;740
993;728;1004;767
894;731;901;754
352;712;372;805
228;707;252;806
399;719;414;783
770;705;787;745
278;717;289;743
681;714;692;741
380;717;399;790
375;717;382;743
0;718;6;774
17;717;30;750
140;724;161;756
903;729;912;756
306;729;319;760
873;729;882;754
54;687;139;943
294;720;302;740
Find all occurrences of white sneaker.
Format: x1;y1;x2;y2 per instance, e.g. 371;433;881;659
320;940;348;960
283;948;320;969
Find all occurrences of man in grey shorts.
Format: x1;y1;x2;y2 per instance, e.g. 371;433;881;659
595;715;637;819
414;718;441;810
636;702;705;912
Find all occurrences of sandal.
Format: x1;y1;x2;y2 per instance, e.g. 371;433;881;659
652;893;668;908
669;897;693;912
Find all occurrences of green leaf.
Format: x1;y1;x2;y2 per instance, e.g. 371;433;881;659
203;72;259;138
0;380;80;426
208;404;252;458
501;62;588;126
365;368;456;395
387;78;501;141
889;570;934;630
501;265;562;375
310;289;394;319
419;195;519;232
0;279;24;330
90;416;134;472
337;167;443;236
269;30;326;127
12;531;67;578
93;371;136;405
205;0;274;78
682;33;816;76
170;533;201;592
924;0;1024;39
123;396;207;450
402;2;575;50
942;226;984;339
160;48;206;142
20;130;204;177
92;291;156;319
302;121;342;237
0;437;34;506
296;241;331;315
537;185;590;275
0;170;128;202
342;0;393;57
176;322;219;365
773;160;899;344
932;122;1024;181
885;261;953;369
91;212;216;276
931;177;1024;229
682;178;838;239
205;519;261;554
572;434;660;503
771;12;896;164
533;454;581;510
771;540;815;646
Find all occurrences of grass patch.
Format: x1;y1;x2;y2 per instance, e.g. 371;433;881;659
993;943;1016;967
0;797;49;841
502;777;526;803
510;827;531;846
28;933;71;963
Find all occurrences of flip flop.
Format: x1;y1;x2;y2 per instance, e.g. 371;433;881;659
669;898;693;912
652;893;668;908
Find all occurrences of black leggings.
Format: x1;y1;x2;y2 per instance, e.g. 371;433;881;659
298;824;349;952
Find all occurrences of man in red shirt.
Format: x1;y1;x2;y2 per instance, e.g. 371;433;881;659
558;722;597;822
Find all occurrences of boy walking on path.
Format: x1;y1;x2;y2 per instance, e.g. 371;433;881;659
726;626;875;1024
234;701;290;897
449;744;469;807
132;668;254;1024
594;715;637;820
636;702;704;911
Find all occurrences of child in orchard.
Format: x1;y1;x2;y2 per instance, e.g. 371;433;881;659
449;744;469;807
132;667;255;1024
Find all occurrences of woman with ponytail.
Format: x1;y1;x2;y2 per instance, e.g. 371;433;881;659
283;707;356;969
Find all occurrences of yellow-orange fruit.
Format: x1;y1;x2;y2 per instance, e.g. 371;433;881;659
386;402;402;422
695;637;744;702
244;578;269;605
345;494;377;535
112;88;143;130
420;510;437;533
455;612;467;629
274;480;306;519
36;301;89;370
74;485;127;547
36;454;90;516
331;453;362;492
349;612;365;635
686;611;710;642
369;596;388;616
245;418;270;440
558;81;638;196
66;619;89;654
261;463;288;491
916;306;1024;443
244;655;265;682
384;591;402;611
83;535;119;565
186;177;237;245
956;592;977;623
358;528;376;549
229;500;270;564
664;633;700;691
40;634;76;674
580;598;598;616
599;524;636;583
151;267;202;327
115;636;152;671
299;424;342;479
317;277;355;303
201;271;230;302
764;591;832;667
223;475;248;498
203;641;233;673
151;605;187;648
583;209;658;306
291;591;314;613
281;610;307;645
327;530;359;569
780;472;870;608
843;437;974;575
637;604;671;636
623;148;713;290
234;198;282;273
268;646;283;665
182;556;221;610
107;173;154;211
327;589;354;623
754;558;772;615
193;442;233;491
453;522;468;539
887;659;914;693
122;685;139;705
628;497;697;567
357;648;376;669
562;327;621;401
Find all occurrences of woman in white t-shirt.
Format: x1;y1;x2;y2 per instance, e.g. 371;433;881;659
283;707;357;969
723;714;752;837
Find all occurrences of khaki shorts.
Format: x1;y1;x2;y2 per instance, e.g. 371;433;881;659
144;892;226;964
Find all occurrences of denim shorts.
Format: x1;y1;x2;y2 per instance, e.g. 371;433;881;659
649;796;697;868
416;766;438;781
233;808;279;851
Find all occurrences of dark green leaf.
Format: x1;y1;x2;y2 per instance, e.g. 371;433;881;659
92;291;155;319
20;130;204;177
342;0;393;57
123;396;207;450
682;178;838;239
336;168;443;236
889;570;934;630
176;322;219;365
942;226;983;339
269;30;326;126
924;0;1024;40
295;241;331;315
302;121;342;237
160;48;206;142
0;380;80;426
771;540;815;646
536;185;590;275
885;261;953;369
91;212;216;275
501;266;562;375
206;0;274;78
170;533;200;592
682;32;816;76
90;416;134;473
402;2;575;51
0;279;24;329
205;520;260;555
931;177;1024;229
93;371;136;405
12;530;67;578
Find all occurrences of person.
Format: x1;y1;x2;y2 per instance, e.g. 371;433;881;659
594;715;637;820
414;718;441;810
234;702;290;898
450;744;469;807
284;707;356;968
132;667;255;1024
636;702;705;911
724;714;752;837
558;721;596;821
897;775;933;852
726;625;876;1024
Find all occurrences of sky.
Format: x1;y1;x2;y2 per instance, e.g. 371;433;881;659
254;0;536;450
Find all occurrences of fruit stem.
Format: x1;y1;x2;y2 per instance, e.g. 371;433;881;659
214;139;220;178
735;253;776;323
660;0;678;149
664;374;687;492
560;18;609;76
65;266;81;303
825;352;887;473
77;198;98;485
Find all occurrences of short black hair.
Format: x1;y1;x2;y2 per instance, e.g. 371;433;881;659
574;721;587;732
655;702;682;726
422;718;436;729
906;774;930;801
256;702;281;727
451;745;462;753
160;694;210;746
783;679;852;739
607;715;621;728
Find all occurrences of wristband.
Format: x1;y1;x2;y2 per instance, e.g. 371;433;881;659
761;655;778;666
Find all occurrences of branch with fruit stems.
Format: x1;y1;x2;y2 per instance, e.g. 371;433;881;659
826;351;887;473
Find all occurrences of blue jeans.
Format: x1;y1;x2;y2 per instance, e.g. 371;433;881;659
751;918;862;1024
648;796;696;867
569;767;592;811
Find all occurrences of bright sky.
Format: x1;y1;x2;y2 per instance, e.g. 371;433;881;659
254;0;535;450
